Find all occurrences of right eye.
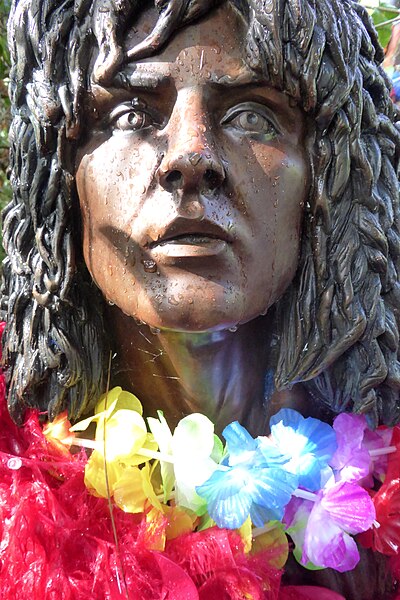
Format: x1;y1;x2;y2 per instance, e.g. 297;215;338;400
113;109;154;132
108;101;161;132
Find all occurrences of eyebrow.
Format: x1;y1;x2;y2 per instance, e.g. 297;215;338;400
112;67;264;92
112;70;171;90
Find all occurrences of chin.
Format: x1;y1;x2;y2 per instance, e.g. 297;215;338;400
134;297;271;334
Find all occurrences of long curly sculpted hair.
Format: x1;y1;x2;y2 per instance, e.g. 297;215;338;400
2;0;400;428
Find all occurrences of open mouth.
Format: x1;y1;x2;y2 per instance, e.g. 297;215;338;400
145;218;232;260
151;233;224;247
149;232;229;260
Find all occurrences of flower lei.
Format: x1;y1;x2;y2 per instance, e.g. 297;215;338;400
44;386;400;575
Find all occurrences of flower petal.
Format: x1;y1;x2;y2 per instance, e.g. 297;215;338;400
330;413;370;483
148;411;175;500
321;481;375;534
84;450;125;498
113;464;162;513
196;466;253;528
172;413;215;459
304;513;360;572
97;409;148;461
222;421;259;466
270;409;337;490
250;467;298;521
95;386;143;415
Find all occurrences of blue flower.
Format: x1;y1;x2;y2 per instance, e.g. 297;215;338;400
195;421;298;529
269;409;337;491
223;421;288;468
196;463;298;528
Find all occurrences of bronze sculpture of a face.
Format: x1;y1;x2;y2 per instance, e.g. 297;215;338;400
76;5;308;333
3;0;400;437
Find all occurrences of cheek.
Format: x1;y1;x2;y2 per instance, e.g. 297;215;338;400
246;149;307;304
76;138;159;240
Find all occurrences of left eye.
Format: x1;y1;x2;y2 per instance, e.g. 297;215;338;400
113;110;154;131
223;105;278;139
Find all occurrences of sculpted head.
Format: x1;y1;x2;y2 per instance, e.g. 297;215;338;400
3;0;400;427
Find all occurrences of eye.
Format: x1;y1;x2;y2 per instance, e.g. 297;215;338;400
222;104;279;140
113;109;154;132
108;100;162;133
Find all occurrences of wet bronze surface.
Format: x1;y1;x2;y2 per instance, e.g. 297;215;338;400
3;1;400;595
76;4;308;434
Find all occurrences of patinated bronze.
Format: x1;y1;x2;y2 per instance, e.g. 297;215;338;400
2;1;400;597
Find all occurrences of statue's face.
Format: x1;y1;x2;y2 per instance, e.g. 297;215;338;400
76;3;309;333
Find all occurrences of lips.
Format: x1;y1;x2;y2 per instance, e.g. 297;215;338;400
146;217;232;259
147;217;232;248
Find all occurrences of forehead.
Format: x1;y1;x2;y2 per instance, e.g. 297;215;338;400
117;3;260;88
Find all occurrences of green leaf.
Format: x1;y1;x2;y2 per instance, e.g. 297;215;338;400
372;9;398;48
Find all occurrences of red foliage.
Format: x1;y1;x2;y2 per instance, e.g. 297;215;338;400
358;427;400;556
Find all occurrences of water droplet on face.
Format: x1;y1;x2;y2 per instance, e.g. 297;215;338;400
107;300;115;306
168;295;180;306
228;325;238;333
141;259;157;273
150;326;161;335
188;152;202;166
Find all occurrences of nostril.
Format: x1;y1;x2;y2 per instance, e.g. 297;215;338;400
204;169;222;190
166;170;183;185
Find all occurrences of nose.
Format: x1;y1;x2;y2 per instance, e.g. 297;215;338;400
157;94;225;193
159;153;225;193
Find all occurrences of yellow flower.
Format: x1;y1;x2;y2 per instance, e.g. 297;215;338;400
143;507;167;551
113;463;163;513
71;387;159;499
71;386;158;462
252;522;289;569
84;450;125;497
164;505;198;540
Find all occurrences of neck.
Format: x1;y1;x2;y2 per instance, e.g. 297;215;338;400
107;307;310;435
108;308;272;433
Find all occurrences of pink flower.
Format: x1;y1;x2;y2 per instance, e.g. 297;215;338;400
285;481;376;572
330;413;391;486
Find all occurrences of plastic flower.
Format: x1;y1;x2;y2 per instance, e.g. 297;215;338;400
148;411;175;502
71;386;157;463
149;412;223;514
196;421;297;529
269;409;337;491
172;414;223;514
225;421;287;468
113;462;163;514
285;481;376;571
330;413;372;484
71;387;158;498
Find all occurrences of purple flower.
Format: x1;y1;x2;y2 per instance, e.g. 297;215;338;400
285;481;376;572
330;413;392;485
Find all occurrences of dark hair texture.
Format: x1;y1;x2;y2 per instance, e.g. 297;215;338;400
2;0;400;427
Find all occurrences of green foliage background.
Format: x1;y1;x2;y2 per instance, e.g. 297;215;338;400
0;0;398;263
